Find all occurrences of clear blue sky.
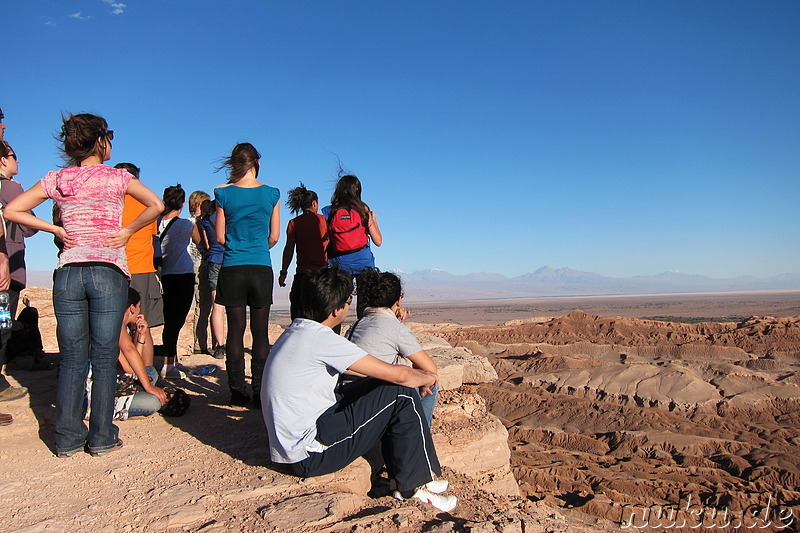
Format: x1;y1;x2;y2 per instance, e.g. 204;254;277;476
5;1;799;278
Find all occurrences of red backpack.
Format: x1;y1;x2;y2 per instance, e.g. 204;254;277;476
328;208;368;255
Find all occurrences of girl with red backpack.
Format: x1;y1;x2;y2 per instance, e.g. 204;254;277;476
324;174;382;320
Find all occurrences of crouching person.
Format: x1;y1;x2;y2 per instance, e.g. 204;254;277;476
116;288;168;418
261;267;457;512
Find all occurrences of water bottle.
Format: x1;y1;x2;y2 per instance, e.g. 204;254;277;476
0;292;12;330
193;364;218;376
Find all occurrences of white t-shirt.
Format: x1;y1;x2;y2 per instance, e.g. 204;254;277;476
262;319;368;464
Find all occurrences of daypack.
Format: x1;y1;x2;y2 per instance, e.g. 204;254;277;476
328;208;368;255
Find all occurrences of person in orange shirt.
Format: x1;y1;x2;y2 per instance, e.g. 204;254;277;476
116;163;164;328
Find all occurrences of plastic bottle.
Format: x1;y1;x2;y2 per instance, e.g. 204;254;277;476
193;364;218;376
0;292;12;330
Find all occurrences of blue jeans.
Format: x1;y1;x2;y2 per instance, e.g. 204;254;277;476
127;366;161;418
53;265;128;455
417;384;439;427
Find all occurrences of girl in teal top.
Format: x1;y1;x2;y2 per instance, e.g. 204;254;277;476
213;143;280;408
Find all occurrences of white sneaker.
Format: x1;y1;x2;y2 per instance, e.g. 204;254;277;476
388;478;449;494
424;479;449;494
393;488;457;512
164;367;186;380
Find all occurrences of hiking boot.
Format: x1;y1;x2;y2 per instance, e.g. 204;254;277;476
230;389;251;407
0;413;12;426
0;386;28;402
212;346;226;360
393;488;457;512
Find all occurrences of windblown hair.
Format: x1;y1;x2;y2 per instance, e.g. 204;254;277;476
58;113;112;167
0;140;12;159
219;142;260;183
297;267;354;323
162;184;185;215
127;287;142;308
188;190;210;213
286;182;318;215
356;269;402;309
329;174;370;228
114;162;140;179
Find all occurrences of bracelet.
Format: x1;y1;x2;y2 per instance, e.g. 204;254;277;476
137;340;146;345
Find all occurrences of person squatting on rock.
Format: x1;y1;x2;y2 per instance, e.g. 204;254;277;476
261;267;457;512
0;135;38;405
343;269;440;427
4;113;163;457
214;143;280;408
278;183;328;320
110;288;168;419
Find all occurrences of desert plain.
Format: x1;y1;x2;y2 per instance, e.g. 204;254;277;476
1;289;798;532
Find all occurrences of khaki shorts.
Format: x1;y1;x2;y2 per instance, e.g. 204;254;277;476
129;272;165;327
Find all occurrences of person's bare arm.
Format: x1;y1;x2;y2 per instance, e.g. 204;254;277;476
191;219;202;245
279;230;296;287
406;350;439;396
104;179;164;248
268;201;280;248
367;211;382;247
215;205;226;245
119;326;167;405
133;314;155;367
4;183;75;248
347;354;436;389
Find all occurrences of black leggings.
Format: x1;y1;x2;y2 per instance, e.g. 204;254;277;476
161;273;195;358
226;306;271;363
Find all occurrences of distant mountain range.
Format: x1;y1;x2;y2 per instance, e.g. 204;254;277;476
26;266;800;302
390;266;800;301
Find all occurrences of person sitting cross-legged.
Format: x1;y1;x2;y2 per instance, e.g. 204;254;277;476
261;267;457;512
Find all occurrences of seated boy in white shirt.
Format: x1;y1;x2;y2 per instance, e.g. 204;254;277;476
261;267;456;511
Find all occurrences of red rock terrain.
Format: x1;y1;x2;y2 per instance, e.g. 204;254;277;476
412;311;800;532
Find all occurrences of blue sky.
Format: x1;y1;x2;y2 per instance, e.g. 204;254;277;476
5;1;799;279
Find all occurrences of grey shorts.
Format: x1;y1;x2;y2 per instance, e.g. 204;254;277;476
129;272;164;327
208;262;222;291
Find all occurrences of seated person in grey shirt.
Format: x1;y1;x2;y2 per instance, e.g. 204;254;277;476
261;267;457;512
344;269;439;426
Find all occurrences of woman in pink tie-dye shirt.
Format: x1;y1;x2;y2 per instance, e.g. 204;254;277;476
5;113;163;457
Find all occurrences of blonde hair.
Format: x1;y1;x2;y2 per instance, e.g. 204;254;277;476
188;190;210;213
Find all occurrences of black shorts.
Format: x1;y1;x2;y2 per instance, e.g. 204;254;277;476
215;265;273;308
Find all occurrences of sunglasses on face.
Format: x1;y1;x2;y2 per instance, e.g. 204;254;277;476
5;154;16;161
105;130;114;141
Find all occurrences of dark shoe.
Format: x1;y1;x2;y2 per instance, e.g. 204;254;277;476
212;346;226;360
230;389;251;407
0;386;28;402
89;439;124;457
192;349;210;355
251;394;262;410
0;412;12;426
57;445;85;458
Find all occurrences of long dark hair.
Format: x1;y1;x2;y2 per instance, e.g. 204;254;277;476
59;113;113;167
329;174;370;227
219;142;260;183
286;182;318;215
